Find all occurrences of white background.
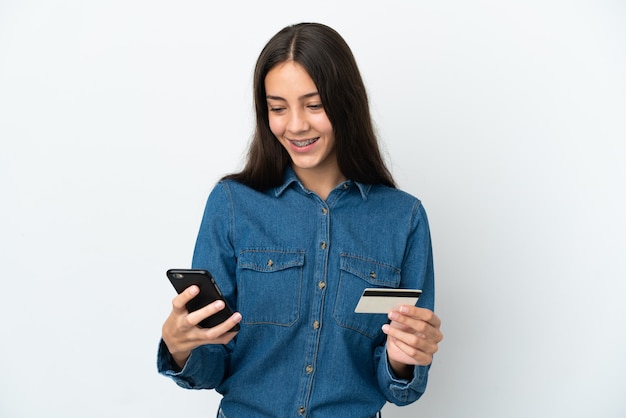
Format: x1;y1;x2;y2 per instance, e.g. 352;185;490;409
1;1;625;417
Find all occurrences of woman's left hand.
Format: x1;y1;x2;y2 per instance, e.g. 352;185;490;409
382;306;443;378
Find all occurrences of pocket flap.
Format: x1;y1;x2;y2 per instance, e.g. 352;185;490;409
339;253;401;287
239;249;305;272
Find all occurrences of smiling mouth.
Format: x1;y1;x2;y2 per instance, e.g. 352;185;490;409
289;137;320;148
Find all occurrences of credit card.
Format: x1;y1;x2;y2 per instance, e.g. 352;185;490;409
354;288;422;314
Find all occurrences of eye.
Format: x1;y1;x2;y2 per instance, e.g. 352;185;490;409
307;103;323;110
269;106;286;114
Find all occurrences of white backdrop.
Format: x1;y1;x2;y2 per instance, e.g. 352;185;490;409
1;1;625;417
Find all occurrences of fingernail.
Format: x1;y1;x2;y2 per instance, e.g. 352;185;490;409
399;305;409;313
214;300;225;309
189;285;199;295
388;311;398;320
233;312;242;322
382;324;390;333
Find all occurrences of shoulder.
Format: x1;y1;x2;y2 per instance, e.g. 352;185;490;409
367;184;423;207
365;184;430;227
206;179;279;215
209;178;266;200
216;178;276;196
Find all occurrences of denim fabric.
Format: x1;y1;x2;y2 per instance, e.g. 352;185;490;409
158;168;435;417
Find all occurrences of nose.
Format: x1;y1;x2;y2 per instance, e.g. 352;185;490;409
286;108;309;134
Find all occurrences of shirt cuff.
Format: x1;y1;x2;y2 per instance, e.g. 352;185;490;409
380;346;430;404
157;339;229;390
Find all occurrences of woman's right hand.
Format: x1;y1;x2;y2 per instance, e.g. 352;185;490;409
161;285;242;369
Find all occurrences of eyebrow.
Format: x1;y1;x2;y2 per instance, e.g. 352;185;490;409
266;92;320;101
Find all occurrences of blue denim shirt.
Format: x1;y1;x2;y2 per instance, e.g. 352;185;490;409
158;168;435;417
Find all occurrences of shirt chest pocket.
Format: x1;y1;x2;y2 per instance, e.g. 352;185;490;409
237;249;305;326
334;253;401;339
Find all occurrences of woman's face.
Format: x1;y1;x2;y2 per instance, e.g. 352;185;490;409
265;61;340;183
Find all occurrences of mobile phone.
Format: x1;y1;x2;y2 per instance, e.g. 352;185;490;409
166;268;240;331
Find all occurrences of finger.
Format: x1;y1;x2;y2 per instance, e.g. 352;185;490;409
383;323;440;356
388;333;435;366
389;308;443;342
398;306;442;328
185;299;226;327
200;312;242;343
167;310;241;350
391;317;441;342
418;308;442;329
171;285;200;312
399;319;443;344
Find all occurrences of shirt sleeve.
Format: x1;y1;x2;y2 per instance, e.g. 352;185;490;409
374;346;431;405
157;339;230;390
157;181;238;389
375;200;435;405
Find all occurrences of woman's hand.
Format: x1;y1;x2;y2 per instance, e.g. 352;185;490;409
161;285;242;369
382;306;443;379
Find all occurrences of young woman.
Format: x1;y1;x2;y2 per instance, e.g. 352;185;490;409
159;22;443;417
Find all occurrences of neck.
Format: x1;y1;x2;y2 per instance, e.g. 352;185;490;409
293;166;346;200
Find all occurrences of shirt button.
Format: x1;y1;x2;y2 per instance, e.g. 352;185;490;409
313;320;320;329
320;241;327;250
343;183;349;189
298;406;305;415
306;365;313;373
318;281;326;289
267;259;274;267
321;207;328;215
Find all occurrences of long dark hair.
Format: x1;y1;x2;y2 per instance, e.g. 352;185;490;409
223;22;396;190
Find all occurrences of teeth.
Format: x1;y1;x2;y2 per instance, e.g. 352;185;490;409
291;137;319;147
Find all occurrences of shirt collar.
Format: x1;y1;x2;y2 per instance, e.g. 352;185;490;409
274;167;371;201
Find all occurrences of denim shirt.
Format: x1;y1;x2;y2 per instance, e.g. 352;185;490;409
158;168;435;417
